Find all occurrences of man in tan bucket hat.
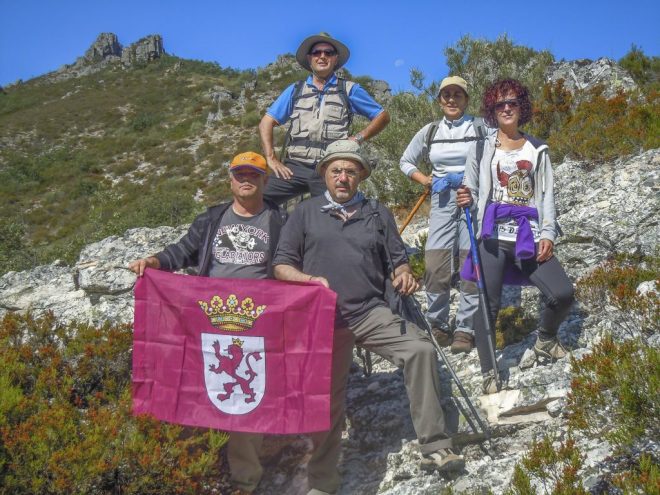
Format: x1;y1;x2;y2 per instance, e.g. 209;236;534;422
259;32;390;205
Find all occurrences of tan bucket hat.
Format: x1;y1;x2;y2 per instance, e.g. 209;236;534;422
296;32;350;72
316;140;371;178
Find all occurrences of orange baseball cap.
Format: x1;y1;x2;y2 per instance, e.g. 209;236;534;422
229;152;269;174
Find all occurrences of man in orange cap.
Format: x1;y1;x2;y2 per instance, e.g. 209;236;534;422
129;150;285;281
259;32;390;205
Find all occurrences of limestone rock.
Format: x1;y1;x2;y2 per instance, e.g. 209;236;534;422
82;32;122;64
546;57;638;100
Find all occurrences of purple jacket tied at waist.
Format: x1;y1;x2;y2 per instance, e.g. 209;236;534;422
482;203;538;260
461;203;539;286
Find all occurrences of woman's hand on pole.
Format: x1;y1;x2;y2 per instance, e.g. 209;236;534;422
456;185;473;208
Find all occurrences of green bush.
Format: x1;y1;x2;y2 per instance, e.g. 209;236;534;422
506;436;587;495
567;336;659;447
0;312;229;494
619;44;660;92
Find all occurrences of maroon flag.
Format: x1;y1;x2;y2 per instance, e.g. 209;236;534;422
132;269;337;434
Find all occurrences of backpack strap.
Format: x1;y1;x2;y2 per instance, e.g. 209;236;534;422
279;80;306;162
337;77;354;130
424;121;440;164
474;117;486;164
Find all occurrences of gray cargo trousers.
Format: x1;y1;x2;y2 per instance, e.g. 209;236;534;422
229;305;451;494
424;189;479;334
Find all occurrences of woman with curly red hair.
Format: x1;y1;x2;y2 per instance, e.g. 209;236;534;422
457;79;575;394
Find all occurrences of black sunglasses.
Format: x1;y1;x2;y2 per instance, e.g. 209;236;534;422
494;99;520;111
309;49;337;57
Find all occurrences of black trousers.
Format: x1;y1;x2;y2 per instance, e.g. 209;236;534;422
474;238;575;373
263;159;326;205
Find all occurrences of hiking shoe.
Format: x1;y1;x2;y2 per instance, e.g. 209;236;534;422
431;327;452;347
533;335;568;361
420;448;465;473
481;370;501;395
450;331;474;354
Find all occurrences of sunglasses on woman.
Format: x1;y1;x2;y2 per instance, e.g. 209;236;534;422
494;99;520;111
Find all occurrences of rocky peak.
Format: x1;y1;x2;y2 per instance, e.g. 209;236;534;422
82;32;122;64
52;32;165;81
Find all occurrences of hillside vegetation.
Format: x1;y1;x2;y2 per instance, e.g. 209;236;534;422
1;35;658;276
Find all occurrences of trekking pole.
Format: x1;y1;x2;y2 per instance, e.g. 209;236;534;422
402;295;491;440
464;208;501;391
399;188;430;235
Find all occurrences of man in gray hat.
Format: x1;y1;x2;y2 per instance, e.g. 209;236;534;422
271;140;464;494
259;32;390;205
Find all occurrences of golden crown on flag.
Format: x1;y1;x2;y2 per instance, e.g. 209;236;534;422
198;294;266;331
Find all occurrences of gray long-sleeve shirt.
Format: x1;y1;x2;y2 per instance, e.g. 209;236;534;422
399;115;490;178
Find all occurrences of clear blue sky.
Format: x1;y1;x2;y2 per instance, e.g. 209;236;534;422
1;0;658;91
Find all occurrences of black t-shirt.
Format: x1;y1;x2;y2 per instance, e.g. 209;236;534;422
273;196;408;327
208;207;273;280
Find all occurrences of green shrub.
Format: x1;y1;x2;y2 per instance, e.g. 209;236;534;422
619;44;660;92
567;336;659;447
506;436;587;495
0;312;229;494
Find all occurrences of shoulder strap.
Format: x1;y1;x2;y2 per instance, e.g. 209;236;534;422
474;117;486;164
424;121;440;164
279;80;306;161
337;77;354;126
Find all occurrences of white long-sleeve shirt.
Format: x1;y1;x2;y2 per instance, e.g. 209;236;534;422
399;115;490;178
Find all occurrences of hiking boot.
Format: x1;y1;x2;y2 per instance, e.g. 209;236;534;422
450;331;474;354
481;370;501;395
533;335;568;361
431;327;452;347
420;448;465;473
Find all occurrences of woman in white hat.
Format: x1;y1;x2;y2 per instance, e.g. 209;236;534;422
399;76;490;355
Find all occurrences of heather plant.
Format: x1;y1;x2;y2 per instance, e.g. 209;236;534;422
0;312;229;495
525;79;573;142
546;86;660;163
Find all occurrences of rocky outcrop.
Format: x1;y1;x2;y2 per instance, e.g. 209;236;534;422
51;33;165;81
1;149;658;493
120;35;165;65
546;57;638;100
82;32;122;64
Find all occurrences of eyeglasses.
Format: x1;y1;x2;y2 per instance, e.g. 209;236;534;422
494;99;520;111
309;49;337;58
329;167;359;179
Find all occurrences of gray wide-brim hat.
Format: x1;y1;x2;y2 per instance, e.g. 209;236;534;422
316;140;371;178
296;32;350;72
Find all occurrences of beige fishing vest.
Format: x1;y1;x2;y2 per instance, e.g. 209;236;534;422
285;79;355;166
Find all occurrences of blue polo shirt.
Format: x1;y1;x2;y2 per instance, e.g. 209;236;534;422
266;74;385;125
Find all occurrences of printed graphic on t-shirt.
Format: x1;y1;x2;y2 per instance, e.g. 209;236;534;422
492;156;534;206
491;144;540;242
213;223;269;265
